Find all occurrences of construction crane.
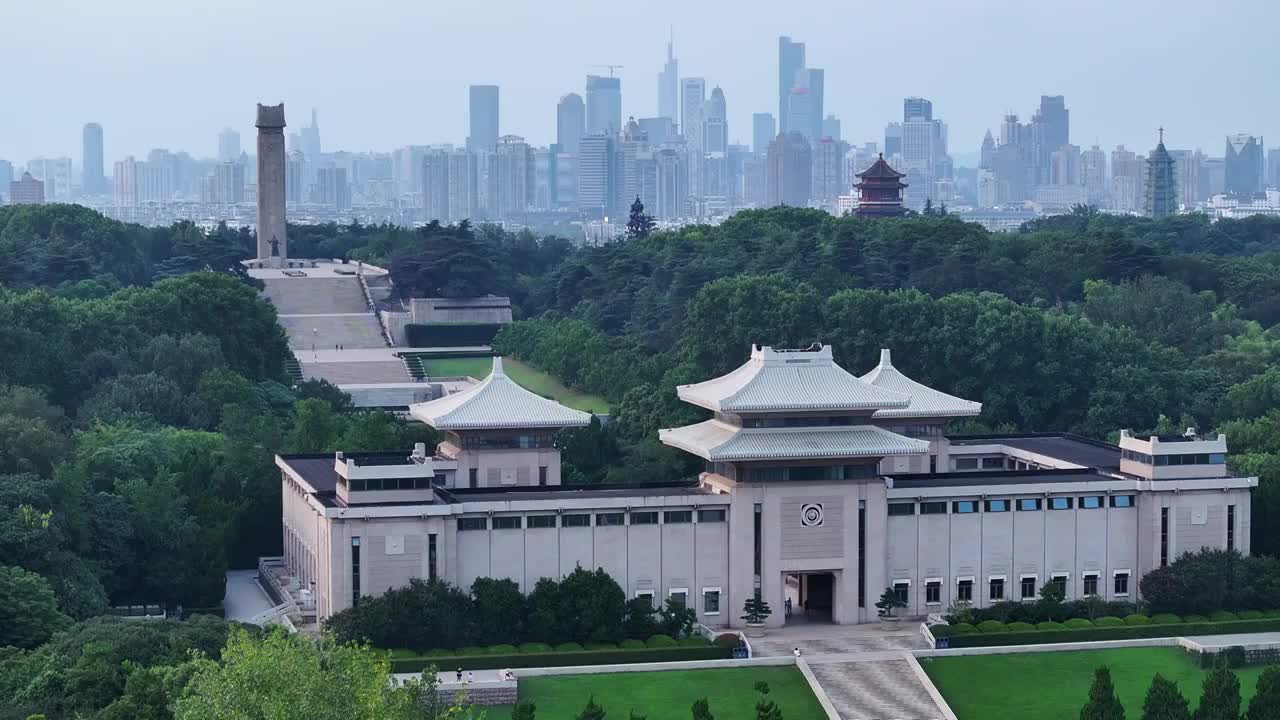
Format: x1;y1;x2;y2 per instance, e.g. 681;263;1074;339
589;64;624;77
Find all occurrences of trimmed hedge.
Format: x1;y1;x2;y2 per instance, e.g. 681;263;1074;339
1239;610;1265;620
1124;614;1152;626
1008;622;1036;632
1210;611;1239;622
1094;616;1124;628
1150;613;1181;625
1064;618;1095;629
646;634;677;648
518;643;552;654
405;323;502;348
620;639;646;650
1036;621;1066;631
389;645;732;673
976;620;1009;633
933;617;1280;648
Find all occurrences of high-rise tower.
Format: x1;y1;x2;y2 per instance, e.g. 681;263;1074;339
657;28;678;122
82;123;104;196
468;86;500;151
585;75;622;136
556;93;585;154
255;103;288;261
778;36;805;135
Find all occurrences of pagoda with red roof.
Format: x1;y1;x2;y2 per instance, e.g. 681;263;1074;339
854;154;908;218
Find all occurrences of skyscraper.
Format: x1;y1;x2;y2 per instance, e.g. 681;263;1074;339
300;108;322;161
82;123;104;196
1145;129;1177;219
794;68;824;143
979;130;996;169
900;97;946;208
681;78;705;142
556;93;585;154
1081;144;1107;202
903;97;933;122
788;87;813;143
811;137;844;208
585;76;622;136
1224;134;1264;196
1267;148;1280;190
1031;95;1069;184
884;123;903;159
578;133;620;218
702;87;728;154
468;86;500;152
778;36;805;135
1050;144;1081;186
1110;145;1141;213
822;115;841;142
657;29;678;122
752;113;776;156
766;131;812;207
492;135;534;219
218;128;241;163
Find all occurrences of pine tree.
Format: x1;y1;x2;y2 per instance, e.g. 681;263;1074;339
626;196;655;239
922;198;934;215
512;699;537;720
1245;666;1280;720
1080;667;1126;720
577;696;607;720
1194;667;1241;720
1142;674;1191;720
691;697;714;720
755;681;784;720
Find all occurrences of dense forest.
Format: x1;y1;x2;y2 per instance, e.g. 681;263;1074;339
3;201;1280;717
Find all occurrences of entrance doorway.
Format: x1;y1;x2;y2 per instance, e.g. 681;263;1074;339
783;572;835;624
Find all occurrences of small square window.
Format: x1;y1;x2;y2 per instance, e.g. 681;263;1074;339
669;589;688;606
634;590;655;610
697;509;726;523
1017;498;1042;511
1080;496;1103;510
1051;574;1068;597
893;581;910;605
957;579;974;602
1083;574;1099;596
989;578;1005;601
703;588;721;615
1020;576;1037;599
1114;572;1130;596
1109;495;1134;508
925;581;941;605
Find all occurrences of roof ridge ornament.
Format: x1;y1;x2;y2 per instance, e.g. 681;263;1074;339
879;348;893;368
492;355;505;377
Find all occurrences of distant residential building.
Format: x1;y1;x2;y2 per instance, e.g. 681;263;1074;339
1170;149;1202;207
752;113;776;156
286;151;305;204
218;127;241;163
979;130;996;170
653;146;687;220
702;87;728;154
977;169;997;208
82;123;105;195
778;36;806;134
854;154;908;218
468;85;500;152
1049;144;1081;186
657;31;678;122
446;150;477;221
766;131;812;207
556;93;586;155
1110;146;1141;213
1145;129;1177;219
585;75;622;136
1268;148;1280;190
811;137;845;208
1080;145;1107;203
901;97;946;209
315;166;351;210
1225;134;1264;196
884;123;903;159
636;117;676;145
9;171;45;204
113;157;138;207
0;160;13;201
680;78;705;143
26;157;73;201
422;151;449;220
1034;184;1088;210
492;135;534;219
578;133;620;218
822;115;841;142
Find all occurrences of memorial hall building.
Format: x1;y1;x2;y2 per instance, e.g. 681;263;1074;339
274;345;1256;627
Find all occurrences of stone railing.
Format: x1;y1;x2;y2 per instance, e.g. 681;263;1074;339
437;682;517;707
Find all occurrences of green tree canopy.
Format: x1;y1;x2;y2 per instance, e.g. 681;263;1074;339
1194;667;1242;720
1142;674;1191;720
1080;666;1126;720
0;564;71;649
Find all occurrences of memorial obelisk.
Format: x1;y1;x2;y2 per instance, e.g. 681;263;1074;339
255;103;287;264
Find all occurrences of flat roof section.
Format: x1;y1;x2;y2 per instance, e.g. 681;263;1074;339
950;433;1122;470
440;481;718;504
889;468;1116;489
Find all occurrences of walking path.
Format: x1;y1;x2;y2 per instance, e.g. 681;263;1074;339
222;569;274;623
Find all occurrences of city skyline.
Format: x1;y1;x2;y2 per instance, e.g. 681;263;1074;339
3;0;1277;161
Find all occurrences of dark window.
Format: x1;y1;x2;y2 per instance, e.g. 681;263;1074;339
955;458;979;470
538;466;548;486
634;592;654;610
753;504;763;579
664;510;693;524
1109;495;1134;508
1228;504;1236;551
1160;507;1170;567
1051;575;1068;597
957;579;973;602
1114;572;1130;595
1020;576;1036;599
920;501;948;515
929;455;937;473
952;501;978;514
350;478;366;491
1050;497;1074;510
527;515;557;529
351;537;361;607
703;589;721;614
858;502;866;608
669;589;688;606
468;468;478;489
1017;498;1042;511
981;457;1004;469
493;516;521;530
989;578;1005;601
985;499;1010;513
457;517;487;531
697;509;726;523
630;511;659;525
562;514;590;528
427;534;437;581
925;581;941;604
1084;574;1099;596
893;582;910;605
888;502;915;516
596;512;625;526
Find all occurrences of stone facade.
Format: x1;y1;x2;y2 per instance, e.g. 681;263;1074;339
256;103;288;261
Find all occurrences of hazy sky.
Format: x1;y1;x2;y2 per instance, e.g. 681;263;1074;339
3;0;1276;164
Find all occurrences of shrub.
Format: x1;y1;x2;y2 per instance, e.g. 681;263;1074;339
458;646;485;656
646;634;677;648
1238;610;1264;620
949;623;978;635
427;648;453;657
487;644;518;654
976;620;1008;633
620;639;646;650
1008;622;1036;632
938;617;1280;649
584;642;617;651
1183;614;1209;623
1150;613;1182;625
518;643;552;654
1037;621;1066;631
1094;616;1124;627
1064;618;1094;629
713;633;742;648
1264;610;1280;619
1210;611;1239;622
389;645;733;673
1124;614;1153;626
554;642;584;652
678;636;709;647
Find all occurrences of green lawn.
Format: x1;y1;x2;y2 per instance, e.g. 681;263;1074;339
481;667;826;719
423;356;610;414
922;648;1267;720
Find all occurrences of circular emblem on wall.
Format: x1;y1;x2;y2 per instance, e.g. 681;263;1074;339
801;503;824;527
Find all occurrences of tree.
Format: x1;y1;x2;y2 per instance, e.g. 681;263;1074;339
1142;674;1190;720
512;700;537;720
324;578;474;653
0;564;72;649
1080;667;1125;720
173;627;438;720
692;697;714;720
741;594;773;624
755;681;783;720
626;197;655;240
577;696;607;720
1194;666;1241;720
1246;666;1280;720
658;597;697;638
471;577;526;646
283;398;343;453
875;587;906;618
557;567;627;644
623;596;659;640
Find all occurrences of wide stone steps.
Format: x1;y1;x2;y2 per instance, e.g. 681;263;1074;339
280;314;387;350
809;659;946;720
262;277;369;315
301;361;412;384
754;633;928;658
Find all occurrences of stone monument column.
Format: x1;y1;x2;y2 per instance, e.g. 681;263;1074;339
255;103;288;263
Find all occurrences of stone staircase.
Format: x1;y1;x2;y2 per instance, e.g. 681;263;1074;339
754;633;929;658
279;314;389;350
808;658;948;720
302;361;412;384
261;276;369;315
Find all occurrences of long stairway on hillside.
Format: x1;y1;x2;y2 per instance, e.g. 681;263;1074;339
808;658;949;720
262;276;391;353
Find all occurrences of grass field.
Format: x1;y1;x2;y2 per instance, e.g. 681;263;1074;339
480;667;826;719
922;647;1267;720
424;356;609;414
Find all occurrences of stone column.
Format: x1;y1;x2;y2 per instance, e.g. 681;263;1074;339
255;103;288;262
